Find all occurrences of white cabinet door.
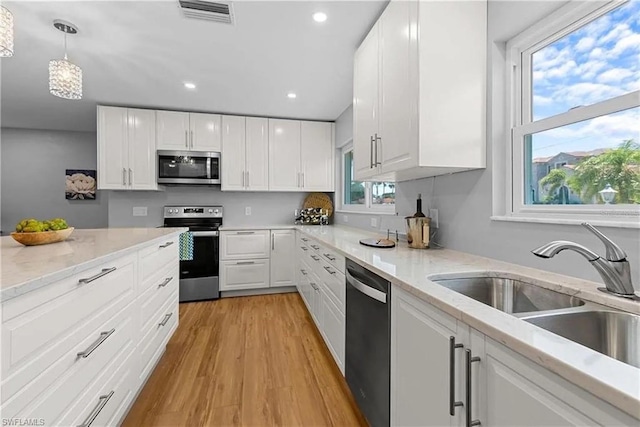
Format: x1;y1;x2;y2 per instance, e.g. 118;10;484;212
220;259;270;291
127;108;157;190
301;121;334;191
321;290;345;373
270;230;295;288
379;0;419;174
97;106;128;190
156;110;190;150
190;113;221;152
391;287;467;427
245;117;269;191
221;115;246;191
353;23;380;180
268;119;301;191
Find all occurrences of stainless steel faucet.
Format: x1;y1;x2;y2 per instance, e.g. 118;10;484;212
532;223;636;298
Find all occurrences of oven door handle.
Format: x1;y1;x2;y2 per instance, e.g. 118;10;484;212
191;231;219;237
346;270;387;304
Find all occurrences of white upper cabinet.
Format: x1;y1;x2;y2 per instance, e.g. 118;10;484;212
157;111;221;152
301;121;334;192
245;117;269;191
221;115;246;191
269;119;302;191
156;111;190;151
353;0;487;182
98;106;157;191
190;113;221;152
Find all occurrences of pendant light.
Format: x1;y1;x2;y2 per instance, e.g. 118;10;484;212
49;19;82;100
0;6;14;57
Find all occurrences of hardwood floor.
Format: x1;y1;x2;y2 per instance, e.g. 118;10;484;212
122;293;367;427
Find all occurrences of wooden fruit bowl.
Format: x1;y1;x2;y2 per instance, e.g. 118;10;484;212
11;227;75;246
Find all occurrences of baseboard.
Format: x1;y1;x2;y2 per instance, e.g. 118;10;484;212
221;286;297;298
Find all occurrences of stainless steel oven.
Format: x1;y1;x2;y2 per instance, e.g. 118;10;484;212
158;150;221;185
163;206;223;302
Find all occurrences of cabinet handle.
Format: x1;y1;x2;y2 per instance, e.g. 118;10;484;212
236;231;255;235
370;135;375;168
185;130;188;148
465;349;482;427
246;171;250;187
311;255;320;261
242;171;245;187
310;282;318;291
77;329;115;358
300;246;308;251
300;269;307;275
190;130;194;148
158;277;173;288
128;168;132;186
122;168;126;185
323;266;336;275
159;241;174;248
449;337;464;415
77;390;114;427
375;133;382;166
236;261;255;265
159;312;173;327
272;234;275;250
78;267;117;285
301;237;309;242
310;244;320;250
323;253;336;261
301;172;305;188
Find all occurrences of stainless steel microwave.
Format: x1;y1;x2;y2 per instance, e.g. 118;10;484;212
157;150;221;185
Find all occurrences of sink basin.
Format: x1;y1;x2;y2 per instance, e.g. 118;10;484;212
524;311;640;368
432;276;585;313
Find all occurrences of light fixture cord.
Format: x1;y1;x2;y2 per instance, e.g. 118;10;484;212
63;31;68;60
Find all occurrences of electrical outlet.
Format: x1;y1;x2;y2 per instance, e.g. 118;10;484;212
245;206;252;216
132;206;147;217
343;214;348;223
429;209;439;228
370;217;378;228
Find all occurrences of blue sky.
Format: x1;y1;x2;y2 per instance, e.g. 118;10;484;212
531;0;640;158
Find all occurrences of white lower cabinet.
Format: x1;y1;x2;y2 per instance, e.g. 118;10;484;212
270;230;296;288
391;286;638;427
0;235;181;426
320;290;345;373
220;259;270;291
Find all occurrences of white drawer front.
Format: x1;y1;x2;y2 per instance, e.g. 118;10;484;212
138;294;178;384
4;303;136;423
321;291;345;373
317;260;345;313
221;230;270;260
319;247;345;274
139;265;179;332
2;255;135;378
139;236;179;284
220;259;270;290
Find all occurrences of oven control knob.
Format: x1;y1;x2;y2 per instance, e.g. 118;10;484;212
214;209;219;215
208;209;213;214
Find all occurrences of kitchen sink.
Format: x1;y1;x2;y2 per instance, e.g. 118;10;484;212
432;276;585;314
524;311;640;369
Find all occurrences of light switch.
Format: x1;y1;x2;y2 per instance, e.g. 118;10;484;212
133;207;148;217
370;217;378;228
245;207;252;216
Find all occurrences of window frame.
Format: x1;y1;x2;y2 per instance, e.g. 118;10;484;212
337;142;396;214
504;0;640;227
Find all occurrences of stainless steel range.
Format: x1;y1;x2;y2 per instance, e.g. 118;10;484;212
163;206;222;302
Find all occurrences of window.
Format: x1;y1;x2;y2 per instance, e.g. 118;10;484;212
507;0;640;225
340;143;395;212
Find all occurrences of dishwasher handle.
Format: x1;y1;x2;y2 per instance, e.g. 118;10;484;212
346;270;387;304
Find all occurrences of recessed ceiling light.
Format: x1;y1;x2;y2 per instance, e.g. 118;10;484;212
313;12;327;23
287;92;297;99
184;82;196;90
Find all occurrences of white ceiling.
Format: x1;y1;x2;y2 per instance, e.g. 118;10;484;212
1;0;387;132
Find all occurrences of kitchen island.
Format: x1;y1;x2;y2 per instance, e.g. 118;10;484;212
1;227;185;426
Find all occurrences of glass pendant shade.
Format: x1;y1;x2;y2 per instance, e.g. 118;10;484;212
49;56;83;100
0;6;14;57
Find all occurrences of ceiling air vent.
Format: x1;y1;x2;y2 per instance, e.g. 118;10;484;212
178;0;234;24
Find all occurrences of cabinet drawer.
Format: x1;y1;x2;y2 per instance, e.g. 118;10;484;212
221;230;270;260
317;259;345;313
138;294;178;384
321;291;345;373
319;247;345;274
220;259;270;291
139;265;179;333
2;255;135;378
299;234;311;247
4;302;136;422
307;240;322;252
139;236;179;285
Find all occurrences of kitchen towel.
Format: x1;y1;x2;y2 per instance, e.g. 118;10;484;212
179;232;194;261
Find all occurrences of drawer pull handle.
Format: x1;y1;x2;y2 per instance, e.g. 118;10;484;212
236;261;255;265
311;245;320;250
159;312;173;327
77;390;114;427
323;266;336;275
300;246;308;251
323;253;336;261
158;277;173;288
236;231;255;235
78;267;117;285
300;269;307;275
466;349;482;427
449;336;464;415
159;241;174;249
311;255;320;261
77;329;115;359
301;238;309;242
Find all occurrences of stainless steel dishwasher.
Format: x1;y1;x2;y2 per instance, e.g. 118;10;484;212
345;259;391;427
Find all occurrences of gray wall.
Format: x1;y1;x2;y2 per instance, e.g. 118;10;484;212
108;188;307;227
1;128;108;233
335;0;640;290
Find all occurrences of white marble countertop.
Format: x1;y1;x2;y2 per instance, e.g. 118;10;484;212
1;227;187;302
295;224;640;419
219;225;295;231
